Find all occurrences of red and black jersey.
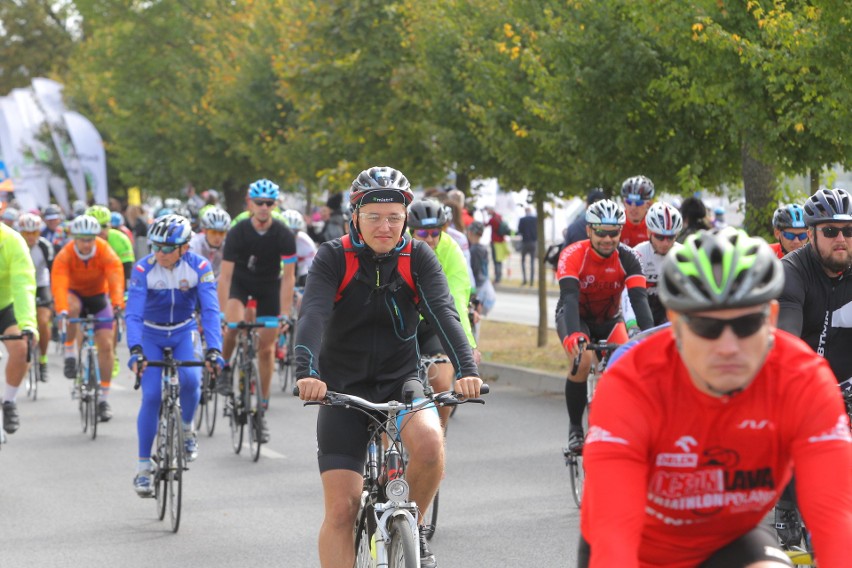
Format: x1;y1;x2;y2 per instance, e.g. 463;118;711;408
581;329;852;568
556;240;646;325
769;242;785;259
621;218;649;248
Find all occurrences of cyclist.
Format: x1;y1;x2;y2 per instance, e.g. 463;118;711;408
295;166;481;568
17;213;54;382
41;204;67;250
408;198;479;431
556;198;654;454
281;208;317;288
579;227;852;568
216;178;297;443
126;214;224;496
774;187;852;547
619;175;655;247
770;203;808;259
1;206;19;227
623;202;684;328
189;207;231;278
0;220;38;434
87;205;135;281
110;211;134;242
52;215;125;422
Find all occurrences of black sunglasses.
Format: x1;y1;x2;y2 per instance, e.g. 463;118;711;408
592;228;621;238
817;226;852;238
680;309;768;340
652;233;676;242
252;199;276;207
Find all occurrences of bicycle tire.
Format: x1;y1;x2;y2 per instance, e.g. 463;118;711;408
205;387;218;436
247;360;263;462
26;344;40;400
354;500;376;568
387;516;419;568
422;490;439;541
228;393;243;454
194;369;208;431
78;353;88;433
156;405;169;521
567;452;584;508
88;349;99;441
168;406;184;533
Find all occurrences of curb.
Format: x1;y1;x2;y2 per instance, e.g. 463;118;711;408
478;361;565;395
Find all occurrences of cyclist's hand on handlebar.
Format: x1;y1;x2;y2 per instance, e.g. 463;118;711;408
128;345;147;374
296;377;327;401
562;332;589;360
204;348;225;373
455;376;483;399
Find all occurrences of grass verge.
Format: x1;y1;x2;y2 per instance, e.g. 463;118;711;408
478;319;567;376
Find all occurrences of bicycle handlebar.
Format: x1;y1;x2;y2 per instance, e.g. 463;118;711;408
133;359;207;390
571;339;624;375
226;319;281;330
0;332;33;363
294;384;490;406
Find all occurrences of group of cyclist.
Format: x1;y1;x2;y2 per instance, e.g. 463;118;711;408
553;176;852;567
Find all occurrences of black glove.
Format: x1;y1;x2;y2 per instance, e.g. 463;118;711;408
205;348;225;369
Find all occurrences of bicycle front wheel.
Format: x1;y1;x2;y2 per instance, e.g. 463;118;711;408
205;386;218;436
247;361;263;462
168;406;184;532
26;344;40;401
354;500;376;568
388;516;419;568
156;407;169;521
194;370;208;431
228;394;243;454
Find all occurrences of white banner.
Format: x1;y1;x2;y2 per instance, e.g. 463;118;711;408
3;91;52;211
64;110;108;205
31;78;88;204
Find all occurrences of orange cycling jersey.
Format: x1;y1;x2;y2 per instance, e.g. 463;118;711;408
51;237;125;313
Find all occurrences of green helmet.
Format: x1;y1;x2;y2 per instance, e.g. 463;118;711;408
86;205;111;227
659;227;784;313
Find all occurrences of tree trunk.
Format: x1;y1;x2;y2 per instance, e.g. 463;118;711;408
810;169;820;195
222;179;243;217
741;142;777;239
455;171;470;194
536;197;549;347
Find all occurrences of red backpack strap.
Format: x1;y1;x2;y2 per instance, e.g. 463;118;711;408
335;234;360;302
398;238;418;303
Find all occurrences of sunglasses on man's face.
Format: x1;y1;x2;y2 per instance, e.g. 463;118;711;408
652;233;676;242
152;243;179;254
817;226;852;239
680;309;768;340
592;228;621;238
624;198;646;207
252;199;276;208
414;229;442;239
780;231;808;241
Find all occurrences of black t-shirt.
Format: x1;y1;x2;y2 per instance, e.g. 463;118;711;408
223;218;296;282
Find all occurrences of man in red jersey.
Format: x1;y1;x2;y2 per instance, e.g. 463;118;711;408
556;198;654;454
579;227;852;568
769;204;808;259
619;175;655;247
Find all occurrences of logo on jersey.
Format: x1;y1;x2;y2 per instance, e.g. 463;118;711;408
737;419;772;430
656;436;699;468
807;414;852;444
179;279;189;291
585;425;628;446
201;271;214;283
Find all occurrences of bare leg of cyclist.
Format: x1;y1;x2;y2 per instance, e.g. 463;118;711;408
318;469;362;568
2;325;29;433
401;408;444;525
222;299;245;362
95;328;115;421
258;327;277;401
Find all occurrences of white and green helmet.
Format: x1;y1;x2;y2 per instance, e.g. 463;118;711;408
659;227;784;313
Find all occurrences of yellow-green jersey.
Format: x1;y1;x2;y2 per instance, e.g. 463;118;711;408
0;223;37;331
432;233;476;347
106;227;135;264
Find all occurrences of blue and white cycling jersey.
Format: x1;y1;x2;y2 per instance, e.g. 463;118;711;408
126;251;222;352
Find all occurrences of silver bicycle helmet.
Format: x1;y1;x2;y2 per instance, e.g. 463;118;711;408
803;188;852;226
585;199;626;225
70;215;102;237
645;202;683;236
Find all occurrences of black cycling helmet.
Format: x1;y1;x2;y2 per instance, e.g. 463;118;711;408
803;188;852;226
407;199;448;229
620;175;655;201
772;204;806;229
349;166;414;210
659;227;784;313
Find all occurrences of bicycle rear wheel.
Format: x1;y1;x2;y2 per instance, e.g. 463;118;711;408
194;369;208;431
156;407;169;521
168;406;184;532
388;516;419;568
422;490;439;541
228;393;243;454
247;361;263;462
88;350;99;440
26;345;39;400
205;386;218;436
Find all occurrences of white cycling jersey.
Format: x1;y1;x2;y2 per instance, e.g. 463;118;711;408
621;240;683;327
188;231;225;278
295;231;317;279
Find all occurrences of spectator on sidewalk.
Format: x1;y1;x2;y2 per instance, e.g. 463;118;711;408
517;206;537;287
565;188;607;246
485;206;510;284
677;196;712;244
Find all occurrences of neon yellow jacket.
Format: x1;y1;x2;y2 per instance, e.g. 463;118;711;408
0;223;36;331
433;233;476;348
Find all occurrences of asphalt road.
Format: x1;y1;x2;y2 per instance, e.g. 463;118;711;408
488;288;558;329
1;344;579;567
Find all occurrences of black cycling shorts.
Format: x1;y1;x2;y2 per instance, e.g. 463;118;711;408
0;303;17;334
577;526;792;568
229;277;280;317
316;377;427;474
556;309;622;344
36;286;52;308
70;292;114;331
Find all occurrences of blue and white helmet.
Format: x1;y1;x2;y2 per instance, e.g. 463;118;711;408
248;178;280;200
281;209;305;232
200;208;231;231
148;214;192;246
772;204;806;229
645;202;683;236
586;199;626;225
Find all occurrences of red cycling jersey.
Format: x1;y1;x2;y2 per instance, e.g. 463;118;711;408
769;242;785;259
556;240;646;324
621;218;649;248
581;329;852;568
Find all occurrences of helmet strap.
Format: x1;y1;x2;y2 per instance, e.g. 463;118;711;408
74;241;96;261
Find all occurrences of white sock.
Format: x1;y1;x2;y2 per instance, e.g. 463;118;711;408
136;459;152;473
4;384;19;403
